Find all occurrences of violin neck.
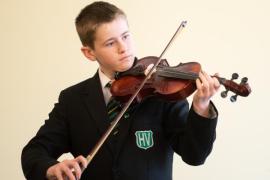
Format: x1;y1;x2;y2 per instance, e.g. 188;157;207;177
157;67;198;80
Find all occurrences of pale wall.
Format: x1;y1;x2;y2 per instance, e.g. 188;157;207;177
1;0;269;179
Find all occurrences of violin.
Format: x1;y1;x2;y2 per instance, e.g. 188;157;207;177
110;56;251;103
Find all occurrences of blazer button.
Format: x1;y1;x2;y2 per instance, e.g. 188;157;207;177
124;113;129;119
113;130;119;135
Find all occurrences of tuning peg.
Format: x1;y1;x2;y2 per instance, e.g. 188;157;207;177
221;90;228;98
241;77;248;84
231;73;239;80
230;94;238;102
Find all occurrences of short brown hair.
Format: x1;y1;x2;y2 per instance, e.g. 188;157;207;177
75;1;126;49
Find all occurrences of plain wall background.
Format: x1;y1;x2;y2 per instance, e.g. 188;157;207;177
1;0;269;179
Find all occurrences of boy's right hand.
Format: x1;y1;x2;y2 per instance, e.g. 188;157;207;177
46;155;87;180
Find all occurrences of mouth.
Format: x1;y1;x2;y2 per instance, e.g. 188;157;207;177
119;55;132;61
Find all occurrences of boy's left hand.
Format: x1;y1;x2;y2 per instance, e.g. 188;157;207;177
192;71;220;118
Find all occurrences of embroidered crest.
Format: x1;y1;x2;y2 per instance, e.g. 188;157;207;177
135;130;154;150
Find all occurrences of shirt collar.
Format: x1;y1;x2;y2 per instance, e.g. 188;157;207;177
98;68;112;88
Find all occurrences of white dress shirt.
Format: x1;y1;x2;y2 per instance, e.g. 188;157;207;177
98;68;113;105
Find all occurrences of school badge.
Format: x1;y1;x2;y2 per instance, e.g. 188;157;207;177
135;130;154;150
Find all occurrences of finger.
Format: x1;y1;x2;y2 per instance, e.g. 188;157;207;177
61;165;76;180
54;169;64;180
209;72;219;88
203;71;215;94
199;71;207;85
76;155;88;171
203;71;213;84
69;161;82;180
199;71;209;95
213;76;220;89
211;73;220;91
196;74;202;89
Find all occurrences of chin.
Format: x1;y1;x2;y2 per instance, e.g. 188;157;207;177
118;66;131;72
119;59;134;72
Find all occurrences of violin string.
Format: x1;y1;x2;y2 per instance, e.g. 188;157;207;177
157;67;199;80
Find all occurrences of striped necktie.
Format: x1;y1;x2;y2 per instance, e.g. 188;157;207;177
106;82;122;122
106;97;122;122
106;82;132;123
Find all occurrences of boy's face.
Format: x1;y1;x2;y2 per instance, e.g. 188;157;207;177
83;16;135;79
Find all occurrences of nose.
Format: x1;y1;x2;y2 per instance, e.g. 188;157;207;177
118;40;127;54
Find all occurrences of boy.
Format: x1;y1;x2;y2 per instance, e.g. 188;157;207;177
21;1;220;180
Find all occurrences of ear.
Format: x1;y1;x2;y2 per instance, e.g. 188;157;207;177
81;46;96;62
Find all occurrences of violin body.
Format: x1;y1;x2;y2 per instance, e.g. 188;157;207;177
111;56;201;102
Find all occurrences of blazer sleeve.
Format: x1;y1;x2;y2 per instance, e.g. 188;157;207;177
21;91;71;180
163;99;218;166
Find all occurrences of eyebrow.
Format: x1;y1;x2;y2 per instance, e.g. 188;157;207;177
103;31;130;45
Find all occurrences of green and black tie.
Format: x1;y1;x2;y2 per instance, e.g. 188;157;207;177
106;82;131;124
106;97;123;122
106;82;123;122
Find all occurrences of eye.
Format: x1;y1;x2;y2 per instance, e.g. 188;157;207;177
105;41;114;47
122;34;130;40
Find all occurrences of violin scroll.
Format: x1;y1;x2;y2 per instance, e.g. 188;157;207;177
216;73;251;102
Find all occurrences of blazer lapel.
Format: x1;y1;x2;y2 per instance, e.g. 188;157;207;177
81;72;114;154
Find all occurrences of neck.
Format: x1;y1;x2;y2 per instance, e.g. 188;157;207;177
100;68;115;80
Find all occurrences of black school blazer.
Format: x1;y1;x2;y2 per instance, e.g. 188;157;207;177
21;72;218;180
